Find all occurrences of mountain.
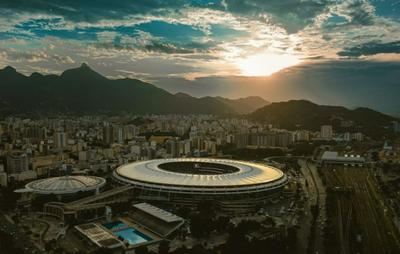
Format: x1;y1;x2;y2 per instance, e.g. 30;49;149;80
0;64;258;116
174;93;269;114
214;96;269;114
248;100;397;138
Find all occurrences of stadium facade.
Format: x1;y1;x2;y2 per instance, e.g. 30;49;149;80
113;158;288;212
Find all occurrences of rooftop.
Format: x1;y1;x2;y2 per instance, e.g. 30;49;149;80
25;175;106;194
133;203;184;223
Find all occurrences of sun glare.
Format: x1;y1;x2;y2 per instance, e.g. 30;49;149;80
236;53;301;76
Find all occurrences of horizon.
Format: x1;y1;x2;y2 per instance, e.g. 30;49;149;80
1;62;396;116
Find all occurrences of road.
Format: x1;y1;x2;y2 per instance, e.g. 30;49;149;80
298;159;326;254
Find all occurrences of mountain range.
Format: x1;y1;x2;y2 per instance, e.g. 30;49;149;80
0;64;268;116
248;100;397;138
0;64;397;138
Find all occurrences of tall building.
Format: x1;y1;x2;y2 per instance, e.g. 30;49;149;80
7;153;29;174
394;121;400;133
295;130;310;142
102;124;114;145
54;129;67;150
0;164;7;187
166;139;179;158
276;132;293;147
344;132;351;142
353;132;364;142
116;126;125;144
321;125;333;140
235;132;293;148
25;126;46;143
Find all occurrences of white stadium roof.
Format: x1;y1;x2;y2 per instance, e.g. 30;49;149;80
25;175;106;195
113;158;287;193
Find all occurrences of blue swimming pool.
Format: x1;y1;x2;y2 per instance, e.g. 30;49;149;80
113;227;152;245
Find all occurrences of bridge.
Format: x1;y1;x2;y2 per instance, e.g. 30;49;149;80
43;185;135;222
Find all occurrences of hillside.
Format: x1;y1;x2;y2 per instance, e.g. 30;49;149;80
214;96;269;114
248;100;397;138
0;64;261;116
175;93;269;114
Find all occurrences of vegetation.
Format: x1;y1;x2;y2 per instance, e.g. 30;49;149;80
248;100;397;139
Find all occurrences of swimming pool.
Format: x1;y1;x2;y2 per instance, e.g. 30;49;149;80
113;227;152;245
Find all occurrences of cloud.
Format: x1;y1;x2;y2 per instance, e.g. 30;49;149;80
335;0;376;26
2;49;75;64
5;50;49;62
0;0;399;83
338;40;400;57
52;54;75;64
221;0;332;33
0;0;186;23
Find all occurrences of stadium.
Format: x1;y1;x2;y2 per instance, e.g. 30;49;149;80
24;175;106;195
113;158;288;212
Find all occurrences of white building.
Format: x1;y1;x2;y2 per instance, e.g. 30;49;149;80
321;125;333;140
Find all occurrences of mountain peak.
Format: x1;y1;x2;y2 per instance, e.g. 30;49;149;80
80;62;90;69
1;66;17;73
30;72;43;78
0;65;26;79
61;63;106;80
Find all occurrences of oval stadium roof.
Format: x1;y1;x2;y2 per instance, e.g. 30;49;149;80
113;158;287;193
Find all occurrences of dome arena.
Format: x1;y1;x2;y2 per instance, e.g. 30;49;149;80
113;158;288;211
25;175;106;195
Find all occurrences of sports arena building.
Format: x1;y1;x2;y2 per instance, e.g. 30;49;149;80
113;158;288;212
24;175;106;195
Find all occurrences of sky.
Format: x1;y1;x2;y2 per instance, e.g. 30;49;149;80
0;0;400;113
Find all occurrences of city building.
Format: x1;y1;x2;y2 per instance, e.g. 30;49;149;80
393;121;400;133
54;129;68;150
103;124;114;145
321;125;333;140
0;164;7;187
7;153;29;174
319;151;365;166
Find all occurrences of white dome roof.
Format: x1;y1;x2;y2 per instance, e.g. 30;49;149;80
25;175;106;194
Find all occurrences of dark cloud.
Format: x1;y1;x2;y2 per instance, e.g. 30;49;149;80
222;0;332;33
0;0;335;34
0;0;187;22
338;40;400;57
344;0;375;25
144;41;213;54
95;39;216;55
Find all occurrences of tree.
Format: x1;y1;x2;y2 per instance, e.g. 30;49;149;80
92;247;113;254
135;245;149;254
158;240;170;254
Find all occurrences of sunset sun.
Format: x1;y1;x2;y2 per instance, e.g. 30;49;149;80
236;53;301;76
